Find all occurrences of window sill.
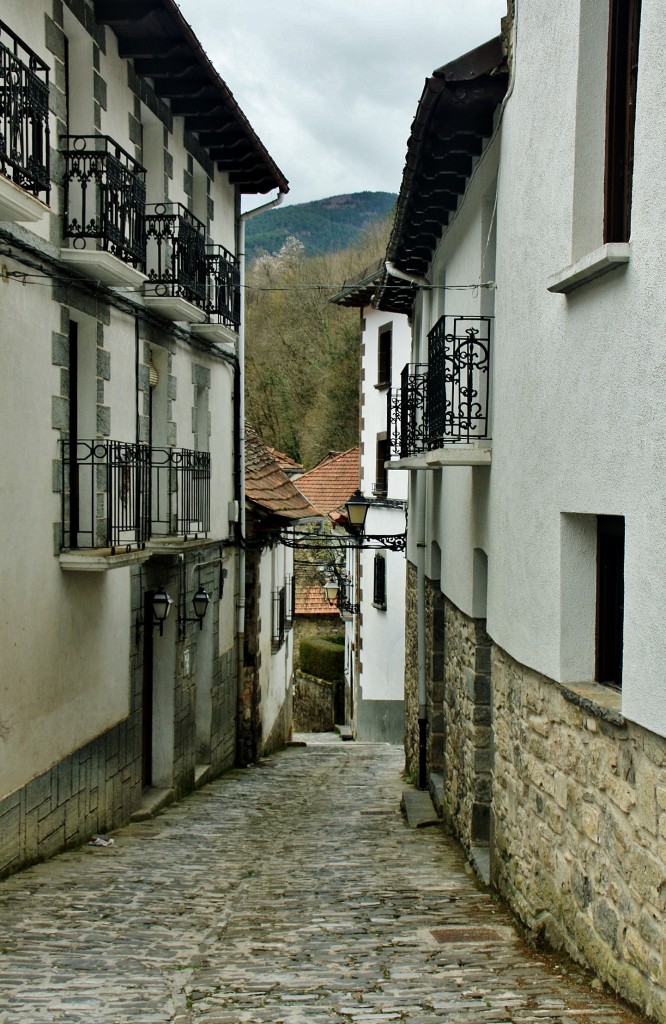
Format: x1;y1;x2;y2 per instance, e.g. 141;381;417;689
374;382;390;391
546;242;630;295
558;679;625;727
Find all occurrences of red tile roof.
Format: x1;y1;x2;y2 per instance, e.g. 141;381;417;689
296;447;360;517
245;426;318;521
266;447;304;475
295;586;339;617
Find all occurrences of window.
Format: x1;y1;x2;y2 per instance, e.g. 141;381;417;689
285;575;295;630
374;434;389;496
377;324;392;388
596;515;624;689
272;586;286;649
604;0;641;242
373;553;387;610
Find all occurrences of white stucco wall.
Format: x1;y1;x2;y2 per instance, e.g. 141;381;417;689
416;0;666;735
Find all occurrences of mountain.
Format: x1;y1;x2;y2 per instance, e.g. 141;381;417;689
245;191;397;264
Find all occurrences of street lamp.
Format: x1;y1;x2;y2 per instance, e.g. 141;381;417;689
345;489;370;534
152;587;173;636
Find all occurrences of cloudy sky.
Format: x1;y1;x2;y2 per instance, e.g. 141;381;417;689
176;1;507;208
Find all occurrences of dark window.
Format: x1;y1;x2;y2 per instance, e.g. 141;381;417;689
374;434;389;496
596;515;624;689
285;575;295;629
604;0;641;242
272;586;286;649
377;324;392;388
373;553;387;610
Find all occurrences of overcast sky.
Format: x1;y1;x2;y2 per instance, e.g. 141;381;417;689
176;1;507;208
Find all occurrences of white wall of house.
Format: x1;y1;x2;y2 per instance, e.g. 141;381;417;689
357;306;409;742
255;541;294;750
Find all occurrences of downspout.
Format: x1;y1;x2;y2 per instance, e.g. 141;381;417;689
237;191;286;759
386;260;431;789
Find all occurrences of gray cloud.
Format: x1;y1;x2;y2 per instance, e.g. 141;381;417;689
177;0;507;206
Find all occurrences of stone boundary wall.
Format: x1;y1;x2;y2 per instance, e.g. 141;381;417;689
492;644;666;1022
441;598;492;847
293;672;335;733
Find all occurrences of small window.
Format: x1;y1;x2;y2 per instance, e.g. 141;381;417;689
604;0;641;242
374;434;389;497
272;587;286;649
377;324;392;389
596;515;624;688
373;553;387;610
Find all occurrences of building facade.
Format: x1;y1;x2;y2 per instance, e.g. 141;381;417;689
384;4;666;1019
0;0;287;876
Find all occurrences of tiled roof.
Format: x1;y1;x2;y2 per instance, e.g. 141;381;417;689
266;447;305;475
296;447;360;517
245;426;318;521
295;586;338;617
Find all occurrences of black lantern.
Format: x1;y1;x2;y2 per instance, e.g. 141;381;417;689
345;490;370;533
152;587;173;636
191;584;211;627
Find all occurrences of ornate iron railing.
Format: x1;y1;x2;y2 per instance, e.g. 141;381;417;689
387;363;428;459
61;136;147;268
145;202;207;307
61;441;211;551
387;317;492;459
150;446;211;538
427;315;491;446
0;20;50;201
61;439;151;552
206;243;240;328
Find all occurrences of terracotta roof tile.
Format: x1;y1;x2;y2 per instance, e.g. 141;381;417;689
266;446;305;475
296;447;360;517
245;425;318;521
295;586;339;616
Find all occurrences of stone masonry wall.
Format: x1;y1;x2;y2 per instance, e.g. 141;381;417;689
404;562;419;780
294;672;336;732
492;644;666;1022
425;578;446;773
441;599;492;848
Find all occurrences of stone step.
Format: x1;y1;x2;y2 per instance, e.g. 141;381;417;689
130;787;173;822
401;789;440;828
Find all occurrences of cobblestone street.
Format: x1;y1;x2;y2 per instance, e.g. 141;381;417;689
0;738;646;1024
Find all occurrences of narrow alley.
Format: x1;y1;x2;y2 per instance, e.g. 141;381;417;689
0;739;644;1024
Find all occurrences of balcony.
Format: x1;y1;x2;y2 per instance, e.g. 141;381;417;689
0;20;50;221
144;203;240;335
60;440;211;570
60;135;147;286
388;316;493;469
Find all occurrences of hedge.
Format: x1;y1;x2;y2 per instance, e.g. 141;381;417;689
299;636;345;681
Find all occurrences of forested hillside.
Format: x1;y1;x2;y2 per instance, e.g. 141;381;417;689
245;217;392;468
245;192;396;264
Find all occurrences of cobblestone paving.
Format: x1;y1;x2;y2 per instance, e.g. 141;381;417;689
0;738;647;1024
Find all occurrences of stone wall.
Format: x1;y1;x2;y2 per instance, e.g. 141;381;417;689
404;561;419;779
492;644;666;1022
294;672;336;732
293;615;341;669
441;598;492;847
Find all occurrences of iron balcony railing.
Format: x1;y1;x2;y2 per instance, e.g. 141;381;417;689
61;439;151;553
0;20;50;202
145;203;240;326
388;316;492;458
61;136;147;269
61;441;211;552
150;446;211;539
145;202;207;307
206;243;240;328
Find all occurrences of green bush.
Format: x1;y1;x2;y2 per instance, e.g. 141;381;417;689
300;637;345;681
323;633;345;647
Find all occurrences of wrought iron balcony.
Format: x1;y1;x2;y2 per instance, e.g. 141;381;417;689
388;316;492;459
0;20;50;202
145;202;207;309
206;243;240;329
388;363;428;459
150;447;211;539
61;439;151;553
61;441;211;553
61;136;147;269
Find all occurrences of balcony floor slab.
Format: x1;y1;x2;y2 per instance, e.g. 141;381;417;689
389;443;492;470
0;175;49;222
143;293;208;324
59;248;147;288
59;548;151;571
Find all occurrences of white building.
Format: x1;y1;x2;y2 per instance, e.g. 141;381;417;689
332;263;410;743
0;0;287;876
382;3;666;1017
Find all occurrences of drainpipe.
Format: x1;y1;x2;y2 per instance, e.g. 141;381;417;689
386;260;431;789
237;191;286;758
